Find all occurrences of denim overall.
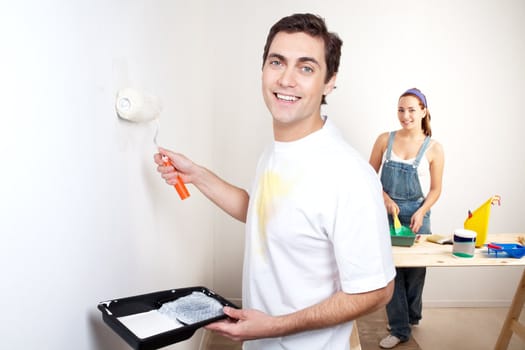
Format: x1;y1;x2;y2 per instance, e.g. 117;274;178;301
381;131;431;342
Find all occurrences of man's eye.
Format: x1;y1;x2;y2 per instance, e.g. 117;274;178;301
301;66;314;73
269;60;281;66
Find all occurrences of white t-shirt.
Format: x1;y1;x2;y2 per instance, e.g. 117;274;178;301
242;117;396;350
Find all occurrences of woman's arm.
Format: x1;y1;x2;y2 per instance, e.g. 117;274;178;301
369;133;399;215
369;132;388;173
420;141;444;213
411;141;445;231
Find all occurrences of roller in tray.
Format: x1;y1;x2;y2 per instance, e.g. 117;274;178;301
97;286;238;350
487;243;525;259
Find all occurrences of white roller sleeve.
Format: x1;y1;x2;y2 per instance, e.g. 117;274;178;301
115;87;162;122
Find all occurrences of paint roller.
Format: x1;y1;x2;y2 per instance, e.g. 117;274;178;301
115;87;190;200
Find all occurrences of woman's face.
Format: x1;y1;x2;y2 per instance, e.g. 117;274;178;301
397;95;426;131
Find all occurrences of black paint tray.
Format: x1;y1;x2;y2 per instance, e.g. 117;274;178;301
98;286;238;350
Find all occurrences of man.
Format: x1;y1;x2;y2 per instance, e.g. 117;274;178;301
155;13;395;350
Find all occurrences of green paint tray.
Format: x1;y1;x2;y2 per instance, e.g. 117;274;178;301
390;225;416;247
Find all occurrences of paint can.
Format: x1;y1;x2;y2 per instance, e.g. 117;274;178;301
452;229;477;258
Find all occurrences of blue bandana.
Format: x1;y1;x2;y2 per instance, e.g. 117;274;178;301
402;88;427;108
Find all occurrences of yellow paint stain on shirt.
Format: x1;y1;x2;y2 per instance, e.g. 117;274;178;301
255;171;292;257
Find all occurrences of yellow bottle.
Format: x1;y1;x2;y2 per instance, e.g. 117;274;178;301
464;195;501;248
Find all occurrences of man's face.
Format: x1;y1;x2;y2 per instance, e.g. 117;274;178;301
262;32;336;141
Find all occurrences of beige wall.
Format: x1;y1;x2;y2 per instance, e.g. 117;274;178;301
207;0;525;306
1;1;523;350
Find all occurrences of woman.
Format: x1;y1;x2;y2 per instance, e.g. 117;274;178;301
369;88;444;348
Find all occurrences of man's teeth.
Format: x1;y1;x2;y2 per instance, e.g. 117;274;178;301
276;93;298;102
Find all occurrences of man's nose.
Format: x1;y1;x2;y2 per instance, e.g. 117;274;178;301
278;67;296;87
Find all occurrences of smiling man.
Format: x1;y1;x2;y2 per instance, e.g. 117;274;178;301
155;13;395;350
261;30;336;142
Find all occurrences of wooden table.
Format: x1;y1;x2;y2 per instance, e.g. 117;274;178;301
391;233;525;350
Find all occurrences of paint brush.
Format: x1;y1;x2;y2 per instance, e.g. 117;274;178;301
393;212;402;234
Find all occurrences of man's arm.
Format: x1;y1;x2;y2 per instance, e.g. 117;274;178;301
191;164;250;222
155;148;249;222
206;279;394;341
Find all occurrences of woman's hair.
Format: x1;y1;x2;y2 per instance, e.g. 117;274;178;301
400;88;432;137
262;13;343;105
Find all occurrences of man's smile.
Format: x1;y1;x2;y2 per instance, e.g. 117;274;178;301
275;93;300;102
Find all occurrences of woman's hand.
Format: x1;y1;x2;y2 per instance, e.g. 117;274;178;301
410;209;425;233
384;196;400;216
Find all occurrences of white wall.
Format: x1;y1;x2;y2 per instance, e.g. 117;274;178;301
0;1;524;350
0;1;217;350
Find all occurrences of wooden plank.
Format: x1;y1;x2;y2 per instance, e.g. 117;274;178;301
350;321;361;350
494;268;525;349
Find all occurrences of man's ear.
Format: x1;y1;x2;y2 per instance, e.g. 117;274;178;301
324;74;337;96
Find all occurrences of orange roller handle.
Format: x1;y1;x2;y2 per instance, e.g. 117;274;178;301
174;177;190;200
162;155;190;200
